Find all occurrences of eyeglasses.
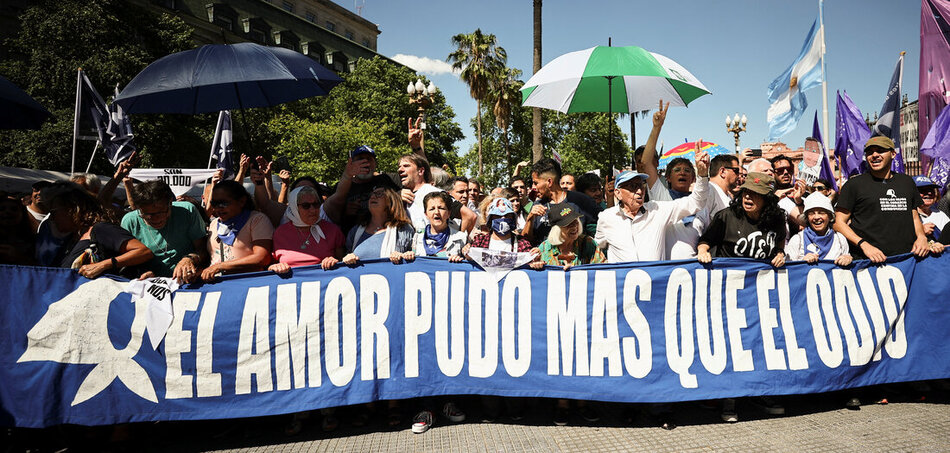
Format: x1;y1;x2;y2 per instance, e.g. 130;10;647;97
723;166;740;174
209;200;231;209
298;202;320;210
139;206;171;220
774;167;793;175
812;185;828;191
370;189;386;198
864;147;890;156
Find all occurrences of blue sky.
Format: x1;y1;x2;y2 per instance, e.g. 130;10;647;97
347;0;919;159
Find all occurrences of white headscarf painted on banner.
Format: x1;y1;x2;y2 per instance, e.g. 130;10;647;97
286;186;326;244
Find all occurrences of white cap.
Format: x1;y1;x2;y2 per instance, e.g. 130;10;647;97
803;192;834;215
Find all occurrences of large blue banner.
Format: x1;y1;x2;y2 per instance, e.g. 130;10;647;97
2;255;949;428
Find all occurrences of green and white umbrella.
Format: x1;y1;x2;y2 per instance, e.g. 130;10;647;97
521;45;710;113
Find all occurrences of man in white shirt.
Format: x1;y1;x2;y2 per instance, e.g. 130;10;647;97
668;154;741;259
595;150;709;262
398;154;476;231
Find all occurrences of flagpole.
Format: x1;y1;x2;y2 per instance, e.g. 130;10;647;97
71;68;83;175
819;0;830;153
84;142;100;174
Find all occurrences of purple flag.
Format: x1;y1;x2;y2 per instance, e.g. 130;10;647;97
811;112;838;190
872;54;905;173
922;104;950;190
834;90;869;179
919;0;950;169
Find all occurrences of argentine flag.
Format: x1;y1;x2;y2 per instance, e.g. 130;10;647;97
766;19;823;140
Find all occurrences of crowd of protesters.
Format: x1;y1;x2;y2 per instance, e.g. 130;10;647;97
2;101;948;434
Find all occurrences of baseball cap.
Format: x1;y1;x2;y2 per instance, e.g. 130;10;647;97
547;203;583;228
864;136;895;153
487;197;515;217
914;175;939;189
614;171;649;188
350;145;376;159
739;172;775;195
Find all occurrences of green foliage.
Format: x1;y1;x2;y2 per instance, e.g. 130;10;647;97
264;57;464;183
0;0;209;174
462;104;629;189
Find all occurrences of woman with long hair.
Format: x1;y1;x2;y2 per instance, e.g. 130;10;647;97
44;182;152;278
342;186;415;265
203;180;274;281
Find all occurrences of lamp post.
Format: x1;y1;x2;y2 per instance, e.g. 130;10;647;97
407;79;438;156
725;113;747;153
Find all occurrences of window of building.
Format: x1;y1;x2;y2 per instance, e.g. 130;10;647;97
281;1;294;12
325;21;336;32
345;30;354;40
305;10;316;22
219;16;232;31
361;38;371;48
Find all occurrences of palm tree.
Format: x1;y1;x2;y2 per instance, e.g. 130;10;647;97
532;0;543;163
490;66;524;176
448;29;506;176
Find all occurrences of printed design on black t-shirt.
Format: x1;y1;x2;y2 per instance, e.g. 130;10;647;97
878;188;908;211
734;230;777;259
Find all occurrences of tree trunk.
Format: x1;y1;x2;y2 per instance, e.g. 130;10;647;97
503;127;511;178
630;113;636;170
476;99;483;177
532;0;543;163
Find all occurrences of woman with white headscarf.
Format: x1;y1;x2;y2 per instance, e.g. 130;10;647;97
269;186;344;273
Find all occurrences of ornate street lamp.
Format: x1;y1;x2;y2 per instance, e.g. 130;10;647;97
407;79;438;156
725;113;747;153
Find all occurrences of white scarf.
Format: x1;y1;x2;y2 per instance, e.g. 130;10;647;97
285;187;325;244
354;224;398;258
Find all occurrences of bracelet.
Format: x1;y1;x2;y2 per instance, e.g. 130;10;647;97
111;257;119;270
856;239;866;247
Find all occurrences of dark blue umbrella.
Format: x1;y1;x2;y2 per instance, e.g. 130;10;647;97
113;43;342;114
0;75;53;129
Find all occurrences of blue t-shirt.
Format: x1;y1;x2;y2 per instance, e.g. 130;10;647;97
345;224;414;258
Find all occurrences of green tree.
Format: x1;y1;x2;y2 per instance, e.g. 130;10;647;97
489;66;523;177
448;29;507;177
0;0;210;174
265;57;464;183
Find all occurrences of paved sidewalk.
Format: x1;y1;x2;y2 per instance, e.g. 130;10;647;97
7;389;949;452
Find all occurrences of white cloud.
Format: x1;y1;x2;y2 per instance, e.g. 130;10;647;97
391;54;459;76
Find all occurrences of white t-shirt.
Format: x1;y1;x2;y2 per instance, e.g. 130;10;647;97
406;183;443;230
920;210;950;236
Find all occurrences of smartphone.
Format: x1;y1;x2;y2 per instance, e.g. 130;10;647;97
749;148;763;157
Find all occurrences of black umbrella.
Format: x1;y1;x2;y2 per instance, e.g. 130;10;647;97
113;42;343;114
0;75;53;130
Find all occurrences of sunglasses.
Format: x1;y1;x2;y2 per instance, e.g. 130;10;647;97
812;186;828;191
139;206;170;219
298;202;320;210
209;200;231;209
774;167;793;174
370;189;386;198
723;166;740;174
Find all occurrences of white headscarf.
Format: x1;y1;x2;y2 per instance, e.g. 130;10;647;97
286;186;326;244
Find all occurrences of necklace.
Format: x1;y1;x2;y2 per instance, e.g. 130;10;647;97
295;227;311;250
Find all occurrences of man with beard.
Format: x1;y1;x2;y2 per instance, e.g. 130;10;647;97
560;173;576;192
834;136;939;262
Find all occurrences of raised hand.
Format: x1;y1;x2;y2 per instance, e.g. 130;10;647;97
694;145;710;177
408;116;423;150
653;100;669;128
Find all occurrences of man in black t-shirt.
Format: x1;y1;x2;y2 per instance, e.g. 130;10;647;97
834;136;941;262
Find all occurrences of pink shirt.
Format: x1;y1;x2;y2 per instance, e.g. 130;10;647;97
272;219;344;267
208;211;274;267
